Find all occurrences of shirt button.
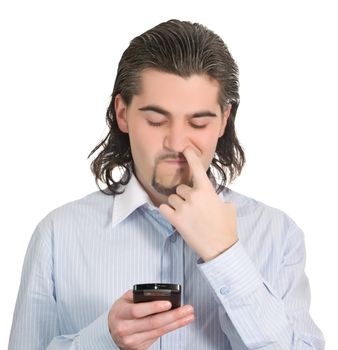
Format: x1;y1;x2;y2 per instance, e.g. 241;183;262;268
170;234;177;242
220;286;231;295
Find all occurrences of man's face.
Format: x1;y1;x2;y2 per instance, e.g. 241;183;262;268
115;69;229;205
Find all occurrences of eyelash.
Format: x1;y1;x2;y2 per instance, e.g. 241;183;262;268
191;124;207;129
147;121;207;129
147;121;163;127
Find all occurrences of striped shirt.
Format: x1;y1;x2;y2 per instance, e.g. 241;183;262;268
9;175;325;349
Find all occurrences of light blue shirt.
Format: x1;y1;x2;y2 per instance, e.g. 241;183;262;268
9;175;325;349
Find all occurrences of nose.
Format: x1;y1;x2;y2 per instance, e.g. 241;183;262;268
163;124;190;153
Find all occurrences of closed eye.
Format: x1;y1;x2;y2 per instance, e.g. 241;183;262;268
147;120;165;127
147;120;208;129
190;123;207;129
189;117;210;129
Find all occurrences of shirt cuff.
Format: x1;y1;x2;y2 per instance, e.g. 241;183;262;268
198;241;262;303
78;310;119;349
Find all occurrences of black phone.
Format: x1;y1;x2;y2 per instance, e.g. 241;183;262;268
133;283;181;309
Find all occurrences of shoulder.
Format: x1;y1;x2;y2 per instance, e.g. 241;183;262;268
50;190;113;218
221;187;302;238
222;189;306;271
34;190;115;238
222;187;288;217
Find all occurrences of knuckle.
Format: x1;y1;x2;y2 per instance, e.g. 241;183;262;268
129;306;140;319
148;314;162;329
176;184;183;191
122;336;138;349
152;325;167;338
168;194;177;205
114;323;128;338
176;184;185;195
168;193;176;200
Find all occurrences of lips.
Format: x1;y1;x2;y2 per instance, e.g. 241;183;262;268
156;153;188;167
162;158;187;165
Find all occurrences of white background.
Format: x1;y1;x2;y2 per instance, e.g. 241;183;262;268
1;0;337;348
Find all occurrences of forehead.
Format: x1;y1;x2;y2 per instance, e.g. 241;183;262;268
133;69;221;111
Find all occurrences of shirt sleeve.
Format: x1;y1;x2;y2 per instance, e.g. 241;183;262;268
198;222;325;349
8;222;119;350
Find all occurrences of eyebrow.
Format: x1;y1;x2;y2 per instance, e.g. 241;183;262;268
138;105;217;118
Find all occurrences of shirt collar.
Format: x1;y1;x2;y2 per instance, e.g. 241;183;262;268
111;173;236;228
112;174;157;227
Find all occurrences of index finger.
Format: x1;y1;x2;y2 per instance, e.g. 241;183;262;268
119;295;172;320
183;147;209;188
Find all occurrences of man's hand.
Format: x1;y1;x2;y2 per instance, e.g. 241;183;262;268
159;147;238;262
108;290;194;350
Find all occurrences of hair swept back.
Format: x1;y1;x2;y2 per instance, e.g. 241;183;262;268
89;19;245;194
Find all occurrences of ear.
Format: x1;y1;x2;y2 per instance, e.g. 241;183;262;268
115;94;129;133
218;104;231;137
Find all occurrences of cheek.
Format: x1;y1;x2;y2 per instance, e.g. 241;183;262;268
192;129;220;167
193;128;220;152
128;127;159;165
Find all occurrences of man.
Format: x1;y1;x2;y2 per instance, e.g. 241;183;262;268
9;19;324;349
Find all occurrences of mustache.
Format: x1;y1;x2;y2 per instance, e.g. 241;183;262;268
156;153;187;162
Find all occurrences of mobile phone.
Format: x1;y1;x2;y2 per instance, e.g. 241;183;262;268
133;283;181;309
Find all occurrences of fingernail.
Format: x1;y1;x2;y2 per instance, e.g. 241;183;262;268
182;305;193;315
160;301;171;310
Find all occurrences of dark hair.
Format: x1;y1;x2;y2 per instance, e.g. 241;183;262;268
89;19;245;194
